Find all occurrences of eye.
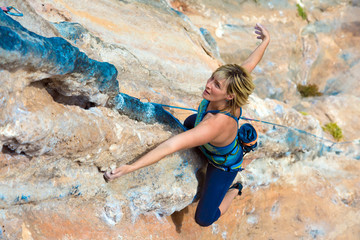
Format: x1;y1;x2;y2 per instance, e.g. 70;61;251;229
215;82;221;88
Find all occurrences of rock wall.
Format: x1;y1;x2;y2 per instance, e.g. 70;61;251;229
0;0;359;239
177;0;360;141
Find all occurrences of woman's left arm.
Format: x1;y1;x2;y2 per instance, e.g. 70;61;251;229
241;23;270;73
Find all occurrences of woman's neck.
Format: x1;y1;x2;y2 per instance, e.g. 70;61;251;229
206;99;241;118
207;100;228;111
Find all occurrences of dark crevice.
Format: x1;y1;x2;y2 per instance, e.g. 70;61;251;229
30;79;97;110
200;44;213;59
1;144;29;158
1;145;16;154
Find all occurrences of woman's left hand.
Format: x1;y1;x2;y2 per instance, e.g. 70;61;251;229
254;23;270;43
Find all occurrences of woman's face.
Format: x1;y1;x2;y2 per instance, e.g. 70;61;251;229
202;75;231;102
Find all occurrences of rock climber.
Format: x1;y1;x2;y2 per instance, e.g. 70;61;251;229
104;23;270;227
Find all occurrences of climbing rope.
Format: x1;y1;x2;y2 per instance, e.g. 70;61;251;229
239;116;355;146
1;6;23;16
152;103;197;112
154;102;358;146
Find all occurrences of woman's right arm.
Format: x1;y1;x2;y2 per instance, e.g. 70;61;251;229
104;114;225;181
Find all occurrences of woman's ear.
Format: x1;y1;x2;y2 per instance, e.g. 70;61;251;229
226;94;235;101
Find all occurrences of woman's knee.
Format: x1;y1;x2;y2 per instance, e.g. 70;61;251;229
194;207;220;227
195;215;214;227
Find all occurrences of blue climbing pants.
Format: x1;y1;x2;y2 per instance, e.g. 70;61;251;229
195;163;238;227
184;114;238;226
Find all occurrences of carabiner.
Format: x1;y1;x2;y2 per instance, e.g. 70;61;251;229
1;6;23;17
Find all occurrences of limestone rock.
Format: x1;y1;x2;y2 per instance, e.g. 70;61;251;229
295;95;360;141
0;2;205;227
0;0;360;239
27;0;221;108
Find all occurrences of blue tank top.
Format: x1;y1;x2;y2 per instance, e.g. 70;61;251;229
194;99;243;170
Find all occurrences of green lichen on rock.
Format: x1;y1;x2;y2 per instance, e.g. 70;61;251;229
296;4;308;21
322;122;343;141
297;84;323;97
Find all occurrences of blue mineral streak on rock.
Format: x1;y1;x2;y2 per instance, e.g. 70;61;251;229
113;93;186;131
200;28;217;49
0;11;119;95
171;8;188;20
13;195;30;203
285;130;300;147
53;22;86;41
0;12;186;131
21;195;30;202
68;184;81;197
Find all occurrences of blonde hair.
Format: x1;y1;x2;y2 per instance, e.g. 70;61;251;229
212;64;254;115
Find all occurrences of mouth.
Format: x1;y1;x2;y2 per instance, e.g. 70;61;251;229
203;89;210;95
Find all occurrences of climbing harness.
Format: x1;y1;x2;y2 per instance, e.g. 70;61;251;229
1;6;23;17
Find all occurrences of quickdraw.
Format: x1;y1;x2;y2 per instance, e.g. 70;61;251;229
1;6;23;17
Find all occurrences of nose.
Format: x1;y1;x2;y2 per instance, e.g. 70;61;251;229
206;80;212;90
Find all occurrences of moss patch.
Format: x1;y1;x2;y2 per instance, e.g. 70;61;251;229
296;4;308;21
322;122;343;141
297;84;323;97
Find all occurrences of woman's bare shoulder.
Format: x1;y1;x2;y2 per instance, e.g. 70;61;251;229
203;112;236;128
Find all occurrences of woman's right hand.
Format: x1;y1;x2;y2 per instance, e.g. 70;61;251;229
103;165;134;182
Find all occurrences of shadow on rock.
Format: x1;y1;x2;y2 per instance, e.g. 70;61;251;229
170;207;190;233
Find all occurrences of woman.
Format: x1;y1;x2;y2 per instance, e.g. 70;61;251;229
104;23;270;227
